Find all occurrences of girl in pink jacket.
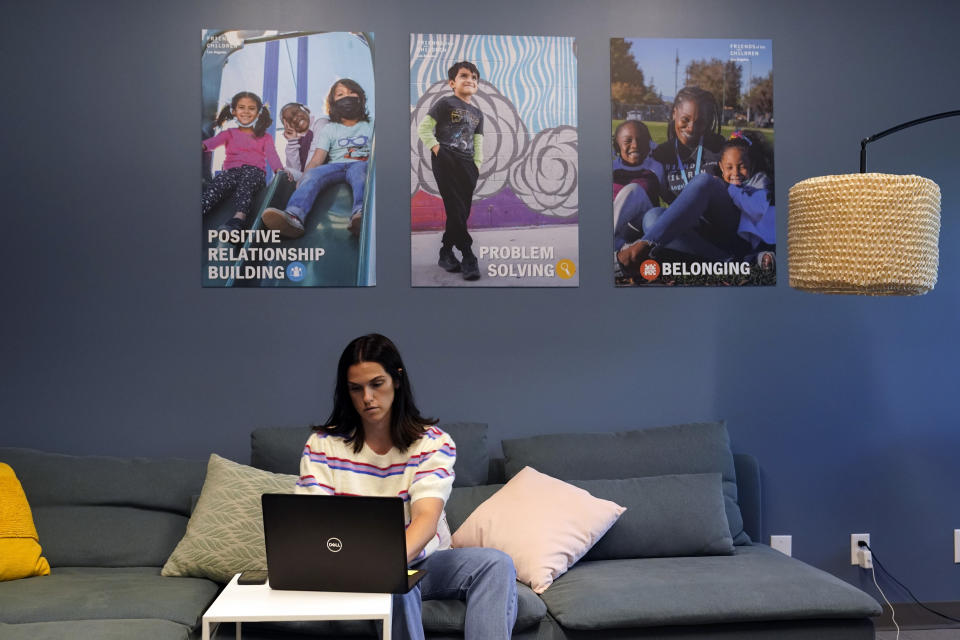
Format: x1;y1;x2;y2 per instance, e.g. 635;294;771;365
202;91;283;233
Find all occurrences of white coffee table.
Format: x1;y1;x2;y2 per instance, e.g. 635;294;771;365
202;574;393;640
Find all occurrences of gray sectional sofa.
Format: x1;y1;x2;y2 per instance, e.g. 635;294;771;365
0;448;217;640
0;421;881;639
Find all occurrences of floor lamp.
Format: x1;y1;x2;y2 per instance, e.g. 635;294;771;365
787;111;958;295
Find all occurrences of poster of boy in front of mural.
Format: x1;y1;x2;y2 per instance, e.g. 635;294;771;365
411;34;579;287
201;30;375;288
612;38;774;287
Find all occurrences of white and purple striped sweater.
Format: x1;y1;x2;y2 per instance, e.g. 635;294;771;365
295;426;456;560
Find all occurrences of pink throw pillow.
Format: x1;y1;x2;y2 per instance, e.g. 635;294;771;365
451;466;625;593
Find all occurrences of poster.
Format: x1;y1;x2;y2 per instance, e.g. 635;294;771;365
410;34;579;287
201;30;375;287
611;38;775;287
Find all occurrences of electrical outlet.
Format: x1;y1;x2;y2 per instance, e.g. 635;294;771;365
770;535;792;556
851;533;870;565
954;529;959;564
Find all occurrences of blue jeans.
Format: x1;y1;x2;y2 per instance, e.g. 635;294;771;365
286;161;368;221
641;172;746;260
393;548;518;640
613;183;654;251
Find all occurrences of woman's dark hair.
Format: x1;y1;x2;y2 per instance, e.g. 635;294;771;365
317;334;437;453
447;60;480;82
666;86;721;145
325;79;370;124
215;91;272;138
722;130;775;202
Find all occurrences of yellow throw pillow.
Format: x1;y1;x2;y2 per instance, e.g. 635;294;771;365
0;463;51;581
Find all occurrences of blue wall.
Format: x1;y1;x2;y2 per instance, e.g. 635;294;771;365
3;0;959;602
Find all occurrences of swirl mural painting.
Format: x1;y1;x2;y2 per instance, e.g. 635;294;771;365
410;33;579;287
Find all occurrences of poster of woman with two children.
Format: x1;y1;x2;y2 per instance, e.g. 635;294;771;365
612;37;775;287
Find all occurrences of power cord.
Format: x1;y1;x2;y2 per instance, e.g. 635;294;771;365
868;558;899;640
859;541;960;625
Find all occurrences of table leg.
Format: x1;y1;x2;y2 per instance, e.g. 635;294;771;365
235;621;241;640
382;596;392;640
202;620;209;640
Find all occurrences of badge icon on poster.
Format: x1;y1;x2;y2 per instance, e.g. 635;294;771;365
640;260;660;281
556;259;576;279
286;262;306;282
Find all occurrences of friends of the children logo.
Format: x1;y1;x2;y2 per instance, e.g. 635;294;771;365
206;34;238;52
640;259;752;281
418;39;449;56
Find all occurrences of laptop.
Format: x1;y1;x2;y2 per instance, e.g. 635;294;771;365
261;493;427;594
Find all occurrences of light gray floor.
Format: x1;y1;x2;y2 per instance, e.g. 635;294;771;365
411;225;579;287
876;631;960;639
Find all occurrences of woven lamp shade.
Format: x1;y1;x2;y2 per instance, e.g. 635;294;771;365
788;173;941;295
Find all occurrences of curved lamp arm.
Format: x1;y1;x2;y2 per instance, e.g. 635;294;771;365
860;110;960;173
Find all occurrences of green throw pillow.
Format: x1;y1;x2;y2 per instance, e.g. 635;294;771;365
161;454;296;583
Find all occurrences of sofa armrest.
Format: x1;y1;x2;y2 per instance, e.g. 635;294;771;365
733;453;761;542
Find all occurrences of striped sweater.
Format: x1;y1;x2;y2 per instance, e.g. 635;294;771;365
295;426;456;560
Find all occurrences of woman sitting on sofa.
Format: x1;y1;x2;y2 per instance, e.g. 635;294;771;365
295;333;517;640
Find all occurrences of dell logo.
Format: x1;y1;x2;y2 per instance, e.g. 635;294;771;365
326;537;343;552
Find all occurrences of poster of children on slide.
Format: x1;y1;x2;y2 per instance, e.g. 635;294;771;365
410;33;579;287
201;30;375;287
612;37;775;287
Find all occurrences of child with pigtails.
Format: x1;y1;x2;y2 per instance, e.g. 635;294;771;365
202;91;284;233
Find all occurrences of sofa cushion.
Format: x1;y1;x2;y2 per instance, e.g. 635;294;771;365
250;423;489;487
0;619;193;640
436;422;489;487
446;484;502;532
501;421;750;544
250;426;313;474
422;580;547;632
0;463;50;581
576;474;733;560
34;506;188;568
538;544;881;630
0;448;205;516
448;475;733;562
0;566;218;626
451;467;624;594
162;454;296;583
0;448;207;568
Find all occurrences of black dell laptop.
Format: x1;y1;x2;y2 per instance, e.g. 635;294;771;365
261;493;427;594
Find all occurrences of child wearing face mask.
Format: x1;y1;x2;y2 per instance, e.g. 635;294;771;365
263;79;373;238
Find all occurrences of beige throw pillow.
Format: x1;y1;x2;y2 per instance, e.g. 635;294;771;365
161;454;296;583
451;466;625;593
